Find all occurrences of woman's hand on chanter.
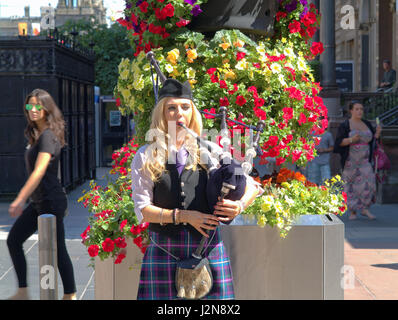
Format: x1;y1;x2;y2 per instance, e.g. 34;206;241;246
182;210;220;238
213;199;241;223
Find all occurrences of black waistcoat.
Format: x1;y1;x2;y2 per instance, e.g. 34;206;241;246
150;163;211;240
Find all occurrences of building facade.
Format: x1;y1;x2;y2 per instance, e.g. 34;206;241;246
335;0;397;92
0;0;106;37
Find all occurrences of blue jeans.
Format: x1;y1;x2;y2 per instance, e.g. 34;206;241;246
306;162;331;185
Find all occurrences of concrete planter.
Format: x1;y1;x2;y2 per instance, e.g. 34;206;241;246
94;214;344;300
94;241;143;300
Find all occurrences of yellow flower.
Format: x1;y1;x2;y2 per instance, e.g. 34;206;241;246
275;201;283;213
219;42;231;51
258;215;268;227
186;67;196;79
121;88;131;101
235;59;248;70
165;64;174;73
281;182;290;189
270;63;282;74
297;57;307;71
233;39;245;47
138;104;144;112
261;201;272;212
186;49;198;63
133;75;145;91
278;74;287;87
120;68;129;80
188;79;197;87
256;45;266;55
224;69;237;80
283;47;295;58
281;37;287;43
167;48;180;65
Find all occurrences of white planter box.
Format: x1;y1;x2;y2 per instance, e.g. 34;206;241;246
95;241;143;300
94;214;344;300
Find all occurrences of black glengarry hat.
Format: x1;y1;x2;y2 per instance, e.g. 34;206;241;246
158;78;193;101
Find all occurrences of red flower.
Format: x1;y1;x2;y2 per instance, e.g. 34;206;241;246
219;97;229;107
176;18;190;27
236;95;247;106
289;20;301;33
115;253;126;264
253;107;267;121
134;236;143;248
138;1;149;13
204;108;216;119
210;74;219;83
342;192;347;203
267;136;279;147
162;3;175;18
254;98;265;107
252;63;261;69
219;80;228;89
298;112;307;126
236;51;246;61
81;225;90;240
207;68;217;75
119;219;128;231
116;97;121;107
276;11;287;22
276;157;286;166
114;237;127;249
155;7;167;20
88;245;99;257
228;83;238;95
247;86;258;98
102;238;115;252
310;42;324;56
282;107;294;122
292;150;303;163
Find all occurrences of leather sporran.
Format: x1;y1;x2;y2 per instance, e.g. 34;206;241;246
175;256;213;300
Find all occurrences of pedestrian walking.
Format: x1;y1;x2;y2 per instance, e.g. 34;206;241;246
131;79;261;300
6;89;76;300
333;101;381;220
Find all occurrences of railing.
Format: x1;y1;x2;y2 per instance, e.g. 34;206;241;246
44;28;95;58
341;90;398;125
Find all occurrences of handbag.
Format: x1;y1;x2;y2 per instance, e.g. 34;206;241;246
150;230;215;300
373;140;391;171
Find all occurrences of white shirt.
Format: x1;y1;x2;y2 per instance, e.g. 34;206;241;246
131;142;264;223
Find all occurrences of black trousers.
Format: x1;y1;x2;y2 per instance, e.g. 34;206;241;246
6;198;76;294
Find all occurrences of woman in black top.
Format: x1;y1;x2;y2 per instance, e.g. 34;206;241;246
334;101;381;220
7;89;76;300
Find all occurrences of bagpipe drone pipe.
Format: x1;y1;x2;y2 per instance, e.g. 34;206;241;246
146;51;265;224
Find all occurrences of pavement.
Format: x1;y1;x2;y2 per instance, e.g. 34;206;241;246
0;167;397;300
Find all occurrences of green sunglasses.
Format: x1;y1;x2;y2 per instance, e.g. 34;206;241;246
25;104;44;111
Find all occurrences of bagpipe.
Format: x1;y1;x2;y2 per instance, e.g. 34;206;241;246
146;51;265;222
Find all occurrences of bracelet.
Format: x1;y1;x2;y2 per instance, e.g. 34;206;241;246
172;208;178;225
159;208;164;226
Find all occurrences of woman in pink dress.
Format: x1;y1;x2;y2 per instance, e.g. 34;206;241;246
334;101;381;220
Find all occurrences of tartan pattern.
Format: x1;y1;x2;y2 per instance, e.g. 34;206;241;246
137;229;235;300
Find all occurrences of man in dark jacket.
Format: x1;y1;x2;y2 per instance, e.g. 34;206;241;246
378;60;396;91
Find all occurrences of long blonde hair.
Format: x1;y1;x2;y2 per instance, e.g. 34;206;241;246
142;97;203;181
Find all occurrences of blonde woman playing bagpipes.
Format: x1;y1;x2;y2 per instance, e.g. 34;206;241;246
131;78;262;300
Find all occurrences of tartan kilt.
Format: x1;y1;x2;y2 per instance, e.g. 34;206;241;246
137;228;235;300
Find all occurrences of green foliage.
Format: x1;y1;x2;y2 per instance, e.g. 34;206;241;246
56;19;135;95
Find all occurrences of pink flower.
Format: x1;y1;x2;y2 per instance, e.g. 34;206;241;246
236;51;246;61
298;112;307;126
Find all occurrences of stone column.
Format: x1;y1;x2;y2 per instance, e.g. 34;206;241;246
319;0;342;120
